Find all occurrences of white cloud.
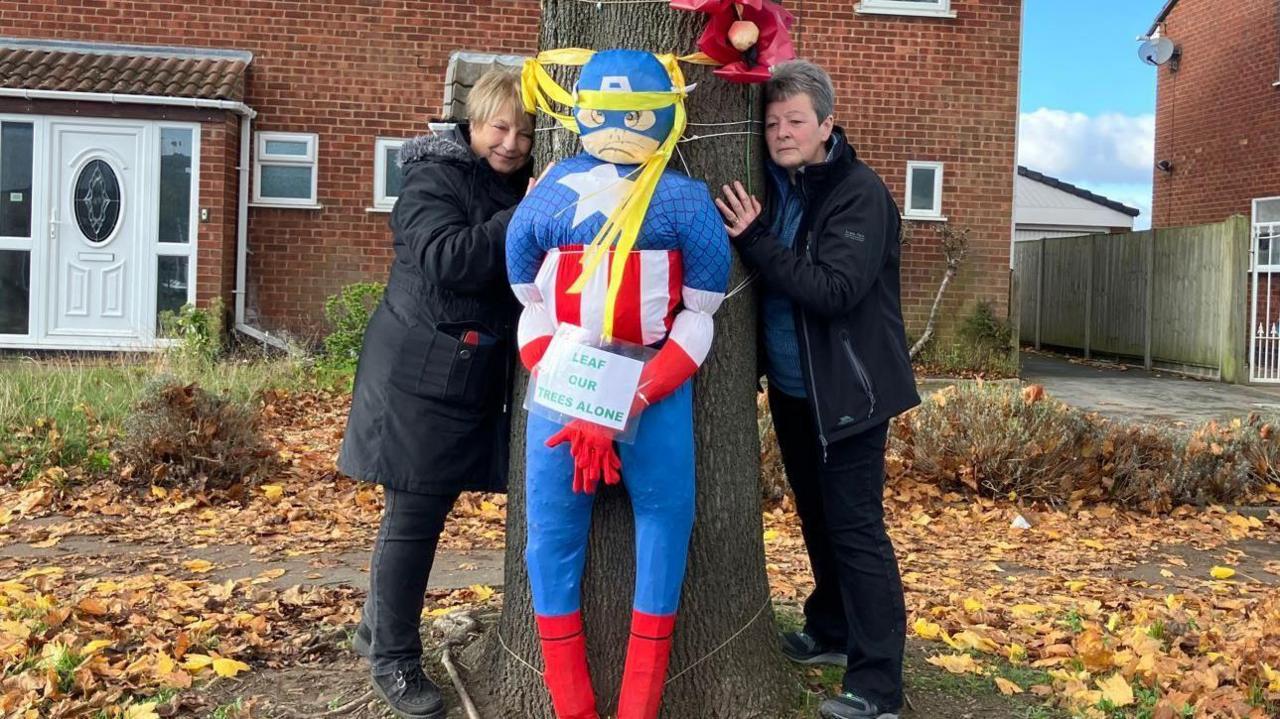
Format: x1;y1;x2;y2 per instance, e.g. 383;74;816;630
1017;108;1155;185
1018;108;1155;229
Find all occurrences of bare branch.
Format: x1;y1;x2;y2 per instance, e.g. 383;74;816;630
909;223;971;359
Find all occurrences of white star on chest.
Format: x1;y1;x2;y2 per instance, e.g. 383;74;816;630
557;163;635;228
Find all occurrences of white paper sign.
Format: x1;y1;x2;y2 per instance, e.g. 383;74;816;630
533;331;644;431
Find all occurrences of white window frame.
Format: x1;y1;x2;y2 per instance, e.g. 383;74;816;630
0;116;38;341
856;0;956;19
904;161;946;221
371;137;407;212
1252;197;1280;271
252;131;319;208
153;122;200;340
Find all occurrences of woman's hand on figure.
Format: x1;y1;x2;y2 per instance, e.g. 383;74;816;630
527;161;557;195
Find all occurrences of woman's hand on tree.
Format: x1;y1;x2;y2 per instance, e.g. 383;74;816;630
715;181;762;239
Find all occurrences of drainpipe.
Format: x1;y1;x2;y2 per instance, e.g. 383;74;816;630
230;111;289;350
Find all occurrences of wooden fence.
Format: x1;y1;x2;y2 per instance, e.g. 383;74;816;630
1013;216;1250;383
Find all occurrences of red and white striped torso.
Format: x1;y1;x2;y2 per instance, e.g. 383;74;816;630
533;245;684;348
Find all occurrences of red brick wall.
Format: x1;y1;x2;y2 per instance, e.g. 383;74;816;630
194;114;239;313
795;0;1023;332
1153;0;1280;228
1;0;1020;338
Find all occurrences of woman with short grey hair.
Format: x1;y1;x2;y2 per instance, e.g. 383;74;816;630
767;59;836;125
716;59;919;719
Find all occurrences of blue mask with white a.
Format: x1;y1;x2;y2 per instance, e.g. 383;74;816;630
574;49;677;165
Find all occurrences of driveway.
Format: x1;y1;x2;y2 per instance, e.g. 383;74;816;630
1020;352;1280;426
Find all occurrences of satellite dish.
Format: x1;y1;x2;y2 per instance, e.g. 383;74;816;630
1139;37;1176;66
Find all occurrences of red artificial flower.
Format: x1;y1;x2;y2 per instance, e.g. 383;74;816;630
671;0;795;84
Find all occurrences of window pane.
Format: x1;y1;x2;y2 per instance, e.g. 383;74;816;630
910;167;936;212
1;122;34;238
264;139;309;156
74;160;122;243
0;249;30;335
260;164;313;200
156;255;189;330
384;147;403;198
159;128;193;243
1257;198;1280;224
1262;227;1280;266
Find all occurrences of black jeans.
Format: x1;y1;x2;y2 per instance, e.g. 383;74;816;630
363;487;460;675
769;387;906;711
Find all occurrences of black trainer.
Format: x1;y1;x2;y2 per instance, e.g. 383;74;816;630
351;621;372;658
819;692;899;719
370;666;446;719
780;630;848;667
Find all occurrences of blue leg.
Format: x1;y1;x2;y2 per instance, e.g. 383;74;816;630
616;382;695;719
525;412;596;618
617;381;696;617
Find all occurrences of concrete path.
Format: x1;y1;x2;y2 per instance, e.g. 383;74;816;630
0;515;504;592
1020;352;1280;426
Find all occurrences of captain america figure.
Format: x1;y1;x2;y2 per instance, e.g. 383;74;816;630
507;49;731;719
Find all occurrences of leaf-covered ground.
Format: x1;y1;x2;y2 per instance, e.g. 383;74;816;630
1;391;1277;718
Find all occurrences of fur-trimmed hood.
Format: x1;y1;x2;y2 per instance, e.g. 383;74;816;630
397;124;473;167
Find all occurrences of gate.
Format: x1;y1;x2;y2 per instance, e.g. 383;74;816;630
1250;198;1280;382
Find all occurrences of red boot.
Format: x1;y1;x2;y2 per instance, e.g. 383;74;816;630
537;612;599;719
616;611;677;719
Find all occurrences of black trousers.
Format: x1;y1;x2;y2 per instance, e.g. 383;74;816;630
769;387;906;710
363;486;460;675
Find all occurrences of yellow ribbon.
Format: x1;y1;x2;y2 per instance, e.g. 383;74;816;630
521;49;696;340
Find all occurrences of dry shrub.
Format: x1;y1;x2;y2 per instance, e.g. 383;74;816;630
757;380;1279;511
1083;414;1278;510
118;379;278;496
892;382;1280;511
1161;418;1276;508
892;383;1102;504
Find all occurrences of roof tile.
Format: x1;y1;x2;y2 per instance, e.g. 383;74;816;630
0;46;247;102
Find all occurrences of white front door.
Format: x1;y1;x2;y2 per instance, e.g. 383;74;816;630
48;121;146;343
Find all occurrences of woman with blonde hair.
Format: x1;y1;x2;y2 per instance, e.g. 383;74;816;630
338;69;534;719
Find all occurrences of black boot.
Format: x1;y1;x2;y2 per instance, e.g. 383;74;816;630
370;666;446;719
780;630;848;667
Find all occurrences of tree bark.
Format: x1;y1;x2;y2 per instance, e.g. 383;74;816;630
463;3;794;717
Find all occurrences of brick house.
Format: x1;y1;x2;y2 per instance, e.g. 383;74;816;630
0;0;1020;351
1148;0;1280;382
1149;0;1280;230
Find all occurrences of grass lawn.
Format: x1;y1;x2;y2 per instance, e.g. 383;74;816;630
0;352;317;482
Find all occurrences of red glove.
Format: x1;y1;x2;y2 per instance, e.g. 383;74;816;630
545;421;622;495
631;340;699;415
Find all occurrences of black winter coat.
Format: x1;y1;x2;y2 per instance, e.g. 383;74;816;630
737;128;920;448
338;126;530;494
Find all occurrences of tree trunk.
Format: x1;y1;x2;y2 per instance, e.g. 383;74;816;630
464;3;794;717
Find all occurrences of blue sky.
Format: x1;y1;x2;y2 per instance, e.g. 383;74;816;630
1018;1;1164;228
